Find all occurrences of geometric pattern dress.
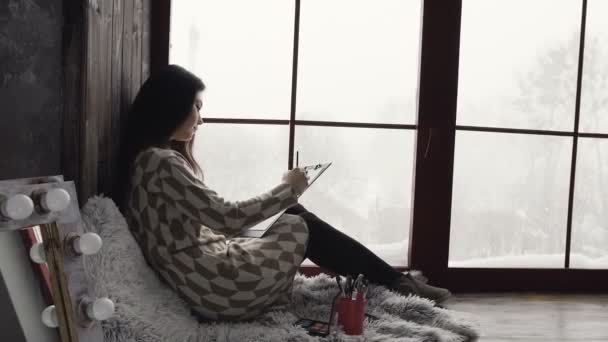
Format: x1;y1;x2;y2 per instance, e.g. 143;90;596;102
125;147;310;320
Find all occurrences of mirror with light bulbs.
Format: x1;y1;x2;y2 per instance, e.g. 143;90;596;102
0;176;108;342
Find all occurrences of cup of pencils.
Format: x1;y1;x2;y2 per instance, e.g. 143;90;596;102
335;274;368;335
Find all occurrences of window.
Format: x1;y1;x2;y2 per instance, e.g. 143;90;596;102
295;126;415;266
572;139;608;269
450;0;608;270
571;0;608;269
193;124;289;199
450;132;572;268
457;0;581;131
450;0;582;267
580;0;608;134
158;0;608;290
169;0;422;266
296;0;420;124
170;0;294;119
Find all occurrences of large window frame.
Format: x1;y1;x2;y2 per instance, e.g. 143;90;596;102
152;0;608;291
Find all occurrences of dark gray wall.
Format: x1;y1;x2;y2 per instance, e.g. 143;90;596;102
1;1;63;342
0;0;62;180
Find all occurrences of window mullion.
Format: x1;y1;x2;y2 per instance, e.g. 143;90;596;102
288;0;301;170
410;0;463;284
565;0;589;268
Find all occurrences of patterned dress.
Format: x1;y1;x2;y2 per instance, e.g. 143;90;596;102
125;147;310;320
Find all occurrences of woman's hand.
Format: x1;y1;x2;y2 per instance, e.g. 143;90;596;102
282;168;309;196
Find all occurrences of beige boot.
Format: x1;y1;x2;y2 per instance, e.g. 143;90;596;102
406;269;428;284
392;273;451;304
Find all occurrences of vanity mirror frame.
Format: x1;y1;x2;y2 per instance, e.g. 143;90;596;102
0;176;105;342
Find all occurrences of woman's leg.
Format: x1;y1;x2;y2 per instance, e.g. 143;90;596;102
286;204;451;303
285;204;402;287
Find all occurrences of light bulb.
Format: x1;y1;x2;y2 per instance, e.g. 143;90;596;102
73;233;102;255
41;305;58;328
42;188;71;213
29;242;46;264
86;297;114;321
1;194;34;220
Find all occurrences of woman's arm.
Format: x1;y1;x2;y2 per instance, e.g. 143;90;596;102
152;152;298;235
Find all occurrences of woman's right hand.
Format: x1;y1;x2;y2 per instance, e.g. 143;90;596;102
282;168;309;196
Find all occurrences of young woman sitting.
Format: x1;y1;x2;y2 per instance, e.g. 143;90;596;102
112;65;451;321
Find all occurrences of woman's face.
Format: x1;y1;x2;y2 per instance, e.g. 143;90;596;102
172;91;204;141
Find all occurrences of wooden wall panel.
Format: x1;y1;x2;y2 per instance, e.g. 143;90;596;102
74;0;151;202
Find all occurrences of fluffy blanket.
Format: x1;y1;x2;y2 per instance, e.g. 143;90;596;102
80;197;479;342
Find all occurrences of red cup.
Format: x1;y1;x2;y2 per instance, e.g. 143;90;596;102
336;292;366;335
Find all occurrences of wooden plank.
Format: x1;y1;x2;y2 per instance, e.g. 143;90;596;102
131;0;144;95
81;0;104;202
141;0;151;81
61;0;85;200
107;0;124;198
121;0;135;119
41;224;71;342
96;0;115;197
41;223;79;342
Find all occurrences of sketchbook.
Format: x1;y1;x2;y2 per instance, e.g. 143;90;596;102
239;162;332;238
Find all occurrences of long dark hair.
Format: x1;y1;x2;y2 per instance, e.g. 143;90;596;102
112;65;205;210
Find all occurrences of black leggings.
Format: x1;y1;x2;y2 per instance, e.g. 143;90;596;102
285;204;402;288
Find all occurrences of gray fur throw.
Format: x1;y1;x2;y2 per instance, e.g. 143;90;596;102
80;197;479;342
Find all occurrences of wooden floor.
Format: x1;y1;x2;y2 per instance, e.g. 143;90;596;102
445;293;608;341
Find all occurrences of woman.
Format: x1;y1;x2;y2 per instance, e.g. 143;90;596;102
113;65;450;321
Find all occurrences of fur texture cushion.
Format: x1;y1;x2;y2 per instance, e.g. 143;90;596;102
80;196;479;341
